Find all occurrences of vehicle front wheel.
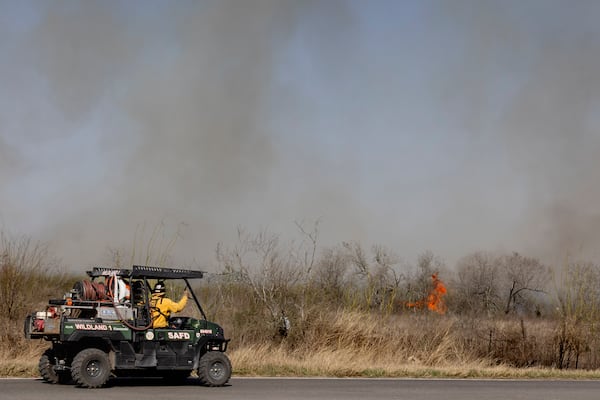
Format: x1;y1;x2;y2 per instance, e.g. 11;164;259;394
71;348;111;388
197;352;231;387
39;349;70;384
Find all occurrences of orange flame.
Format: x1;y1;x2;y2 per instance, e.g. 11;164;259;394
406;273;447;314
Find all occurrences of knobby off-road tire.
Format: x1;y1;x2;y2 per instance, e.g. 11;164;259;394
39;349;70;384
71;348;111;388
197;351;231;387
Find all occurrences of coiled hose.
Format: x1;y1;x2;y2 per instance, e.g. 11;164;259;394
72;280;109;301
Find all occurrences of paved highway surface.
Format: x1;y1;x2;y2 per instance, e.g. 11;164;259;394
2;377;600;400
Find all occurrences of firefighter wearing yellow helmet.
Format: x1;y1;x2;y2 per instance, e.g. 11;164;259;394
150;281;189;328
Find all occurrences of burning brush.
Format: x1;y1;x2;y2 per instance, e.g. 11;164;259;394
406;273;447;314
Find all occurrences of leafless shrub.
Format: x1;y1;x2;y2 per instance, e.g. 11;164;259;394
454;252;502;316
0;232;75;366
0;232;71;321
311;245;351;307
500;252;550;315
216;225;318;341
454;251;550;317
553;261;600;368
341;242;406;313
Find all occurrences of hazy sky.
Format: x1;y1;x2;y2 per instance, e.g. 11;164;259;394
1;0;600;270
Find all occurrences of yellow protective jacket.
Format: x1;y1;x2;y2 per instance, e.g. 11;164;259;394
150;293;188;328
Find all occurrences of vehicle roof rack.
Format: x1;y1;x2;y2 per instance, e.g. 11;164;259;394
86;267;132;278
85;265;205;279
131;265;205;279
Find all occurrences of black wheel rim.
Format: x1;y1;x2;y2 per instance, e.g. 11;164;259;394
85;360;102;378
208;361;225;380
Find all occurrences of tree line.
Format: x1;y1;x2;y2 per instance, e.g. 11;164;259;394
3;227;600;370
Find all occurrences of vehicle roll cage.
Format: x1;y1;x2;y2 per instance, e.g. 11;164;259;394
86;265;207;321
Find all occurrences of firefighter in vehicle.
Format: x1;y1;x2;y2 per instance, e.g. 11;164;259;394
150;281;189;328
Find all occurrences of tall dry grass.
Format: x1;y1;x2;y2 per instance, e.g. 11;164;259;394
226;310;600;378
0;232;76;377
4;227;600;377
206;231;600;372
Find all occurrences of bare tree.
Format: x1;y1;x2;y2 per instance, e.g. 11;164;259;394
454;251;549;316
554;261;600;368
216;226;317;338
312;245;351;306
500;252;550;315
341;242;405;313
455;252;502;315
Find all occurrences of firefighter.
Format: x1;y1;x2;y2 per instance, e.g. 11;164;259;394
150;281;189;328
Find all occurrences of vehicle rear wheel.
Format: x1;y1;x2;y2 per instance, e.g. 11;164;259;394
71;348;111;388
197;352;231;387
39;349;70;384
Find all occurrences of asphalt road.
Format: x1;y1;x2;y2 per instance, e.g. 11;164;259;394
2;377;600;400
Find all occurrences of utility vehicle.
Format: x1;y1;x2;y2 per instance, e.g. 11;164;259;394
24;265;231;388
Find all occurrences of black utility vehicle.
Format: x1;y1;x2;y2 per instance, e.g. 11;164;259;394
24;265;231;388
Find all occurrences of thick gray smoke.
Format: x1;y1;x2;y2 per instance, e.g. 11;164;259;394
1;0;599;269
1;0;361;268
434;1;600;263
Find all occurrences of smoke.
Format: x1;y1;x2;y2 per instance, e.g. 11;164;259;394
25;1;140;119
0;0;362;268
2;1;600;269
434;0;600;263
0;138;17;184
503;35;600;262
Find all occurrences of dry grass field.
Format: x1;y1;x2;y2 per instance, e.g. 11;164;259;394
2;230;600;379
5;313;600;379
